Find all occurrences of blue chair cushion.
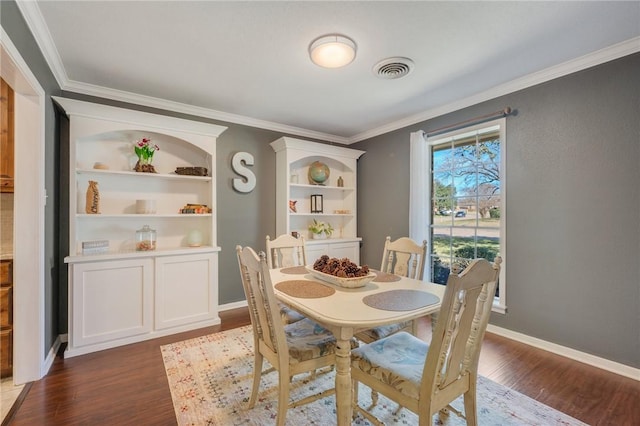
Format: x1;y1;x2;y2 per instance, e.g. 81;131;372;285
285;318;357;362
351;331;428;399
279;303;306;324
356;321;411;342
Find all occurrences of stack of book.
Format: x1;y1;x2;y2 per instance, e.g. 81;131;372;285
179;204;212;214
82;240;109;255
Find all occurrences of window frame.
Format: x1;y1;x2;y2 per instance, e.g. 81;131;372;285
410;118;506;313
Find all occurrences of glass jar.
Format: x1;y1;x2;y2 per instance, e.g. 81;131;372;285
136;225;156;251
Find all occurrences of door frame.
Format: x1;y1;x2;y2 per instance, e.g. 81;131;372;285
1;27;47;383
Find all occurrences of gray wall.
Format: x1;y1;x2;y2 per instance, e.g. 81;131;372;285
6;0;638;369
352;53;640;369
2;1;62;356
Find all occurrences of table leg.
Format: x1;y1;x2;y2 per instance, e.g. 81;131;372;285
335;337;352;426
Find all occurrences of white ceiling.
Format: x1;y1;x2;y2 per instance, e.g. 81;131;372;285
19;1;640;144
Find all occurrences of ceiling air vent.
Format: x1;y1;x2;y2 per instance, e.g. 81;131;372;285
373;57;414;79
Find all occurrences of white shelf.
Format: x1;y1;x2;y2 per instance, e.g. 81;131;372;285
56;95;227;255
305;237;362;245
290;213;354;217
290;183;354;191
77;168;212;182
76;214;213;218
65;245;221;264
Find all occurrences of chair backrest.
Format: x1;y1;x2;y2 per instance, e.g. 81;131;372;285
236;245;288;358
380;236;427;280
266;234;307;268
420;257;501;399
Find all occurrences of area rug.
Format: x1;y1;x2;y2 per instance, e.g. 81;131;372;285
161;326;586;425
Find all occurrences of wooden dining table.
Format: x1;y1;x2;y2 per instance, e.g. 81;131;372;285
269;265;446;426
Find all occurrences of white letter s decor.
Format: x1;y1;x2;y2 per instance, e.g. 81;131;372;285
231;151;256;193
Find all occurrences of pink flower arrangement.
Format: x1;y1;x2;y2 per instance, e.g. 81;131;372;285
134;137;159;163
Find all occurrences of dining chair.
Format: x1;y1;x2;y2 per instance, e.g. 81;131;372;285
236;245;350;426
266;234;308;268
351;257;501;426
265;234;308;324
380;236;427;280
355;236;427;344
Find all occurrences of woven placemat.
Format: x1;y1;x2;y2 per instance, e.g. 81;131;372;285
279;266;308;275
372;271;401;282
363;289;440;311
275;280;335;298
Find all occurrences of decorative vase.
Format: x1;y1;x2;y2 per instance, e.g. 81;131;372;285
85;180;100;214
313;232;327;240
308;161;330;185
134;156;157;173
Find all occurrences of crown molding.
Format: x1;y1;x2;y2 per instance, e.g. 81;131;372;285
15;0;69;89
61;79;351;144
16;0;639;145
348;36;640;143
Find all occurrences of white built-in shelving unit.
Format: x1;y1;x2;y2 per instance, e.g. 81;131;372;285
54;97;227;357
270;137;365;263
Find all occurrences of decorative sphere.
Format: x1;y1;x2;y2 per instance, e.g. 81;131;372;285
308;161;330;185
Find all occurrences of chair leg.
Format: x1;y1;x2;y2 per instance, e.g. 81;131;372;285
352;379;359;416
276;372;291;426
248;351;263;408
463;387;478;426
419;413;433;426
353;380;385;426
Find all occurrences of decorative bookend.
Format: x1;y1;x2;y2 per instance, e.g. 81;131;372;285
85;180;100;214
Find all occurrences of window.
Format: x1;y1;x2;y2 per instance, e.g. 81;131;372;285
410;118;506;312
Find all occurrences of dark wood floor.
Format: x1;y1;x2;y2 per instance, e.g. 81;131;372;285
5;307;640;425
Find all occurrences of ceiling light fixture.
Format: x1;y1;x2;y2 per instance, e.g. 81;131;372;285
309;34;357;68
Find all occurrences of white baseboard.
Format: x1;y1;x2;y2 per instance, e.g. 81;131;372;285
219;300;248;312
486;324;640;381
42;334;63;376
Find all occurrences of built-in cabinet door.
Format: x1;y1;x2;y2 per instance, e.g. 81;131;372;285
306;242;360;265
0;286;11;326
0;328;12;377
70;258;154;349
0;260;12;378
329;242;360;263
154;253;217;330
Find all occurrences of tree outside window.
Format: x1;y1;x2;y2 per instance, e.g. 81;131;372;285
427;120;505;309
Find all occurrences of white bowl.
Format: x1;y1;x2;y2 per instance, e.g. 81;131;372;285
305;266;376;288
